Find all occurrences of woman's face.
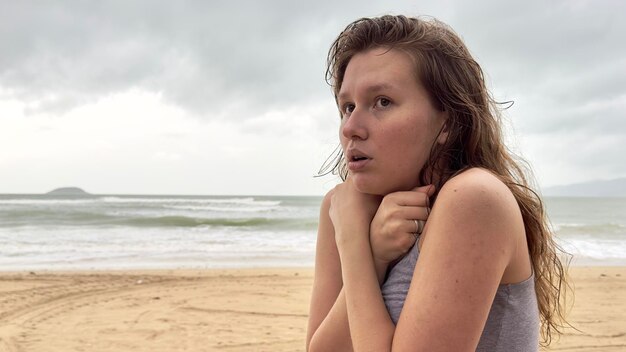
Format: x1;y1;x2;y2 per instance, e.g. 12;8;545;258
337;47;448;195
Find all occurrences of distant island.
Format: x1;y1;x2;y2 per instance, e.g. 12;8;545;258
543;177;626;197
46;187;92;196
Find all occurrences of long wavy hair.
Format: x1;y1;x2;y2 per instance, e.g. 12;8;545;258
321;15;570;346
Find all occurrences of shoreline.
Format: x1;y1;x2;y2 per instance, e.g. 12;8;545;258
1;266;624;351
2;255;624;274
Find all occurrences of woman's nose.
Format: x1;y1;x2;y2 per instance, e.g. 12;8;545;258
341;108;368;140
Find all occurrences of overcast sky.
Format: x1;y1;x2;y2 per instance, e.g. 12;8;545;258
1;0;624;195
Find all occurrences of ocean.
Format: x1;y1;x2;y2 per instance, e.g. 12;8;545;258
0;194;624;270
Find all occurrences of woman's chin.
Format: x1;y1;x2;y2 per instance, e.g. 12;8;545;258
350;174;416;196
351;176;392;196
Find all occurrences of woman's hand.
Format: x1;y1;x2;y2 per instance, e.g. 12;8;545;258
329;178;382;248
370;185;435;264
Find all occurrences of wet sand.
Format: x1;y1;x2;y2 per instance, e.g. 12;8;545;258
0;267;624;351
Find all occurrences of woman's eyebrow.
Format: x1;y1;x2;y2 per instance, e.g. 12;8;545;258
338;83;396;102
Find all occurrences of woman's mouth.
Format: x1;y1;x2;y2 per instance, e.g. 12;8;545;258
347;153;371;171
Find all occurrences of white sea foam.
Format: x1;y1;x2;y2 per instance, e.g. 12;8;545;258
100;196;281;206
0;225;316;270
167;204;280;212
558;237;626;261
1;195;624;270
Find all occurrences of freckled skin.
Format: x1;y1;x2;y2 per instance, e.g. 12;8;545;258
338;48;447;196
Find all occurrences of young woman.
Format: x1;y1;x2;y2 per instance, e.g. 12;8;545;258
306;15;568;351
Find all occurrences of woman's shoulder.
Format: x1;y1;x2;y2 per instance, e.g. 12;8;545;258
432;169;529;285
321;188;335;210
439;168;516;207
435;167;522;229
443;167;508;189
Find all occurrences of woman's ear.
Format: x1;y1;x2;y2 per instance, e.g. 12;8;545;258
436;113;450;145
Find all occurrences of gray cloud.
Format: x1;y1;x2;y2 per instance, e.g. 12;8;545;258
2;0;625;193
448;1;626;136
1;1;344;116
0;0;457;117
1;0;624;134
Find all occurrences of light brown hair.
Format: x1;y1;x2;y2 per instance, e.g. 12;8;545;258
322;15;570;346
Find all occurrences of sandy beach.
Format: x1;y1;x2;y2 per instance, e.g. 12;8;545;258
0;267;624;352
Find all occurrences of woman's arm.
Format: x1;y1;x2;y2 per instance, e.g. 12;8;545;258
307;184;434;351
391;169;523;351
334;169;524;351
329;179;396;351
306;190;353;352
338;223;397;350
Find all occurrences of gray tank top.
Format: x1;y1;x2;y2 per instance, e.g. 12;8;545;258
381;241;539;352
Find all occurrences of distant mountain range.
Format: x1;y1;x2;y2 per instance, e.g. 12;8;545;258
46;187;92;196
543;177;626;197
40;180;626;197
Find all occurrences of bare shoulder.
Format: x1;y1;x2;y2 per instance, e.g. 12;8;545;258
320;188;335;211
395;174;527;348
436;168;519;217
423;167;524;259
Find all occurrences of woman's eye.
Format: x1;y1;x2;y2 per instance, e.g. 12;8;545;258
375;98;391;108
343;104;355;116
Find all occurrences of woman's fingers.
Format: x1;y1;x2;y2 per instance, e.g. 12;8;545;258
413;184;436;196
376;206;428;238
400;206;430;221
385;185;435;207
369;185;435;262
376;186;432;233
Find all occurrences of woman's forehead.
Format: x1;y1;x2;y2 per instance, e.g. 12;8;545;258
338;49;418;99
